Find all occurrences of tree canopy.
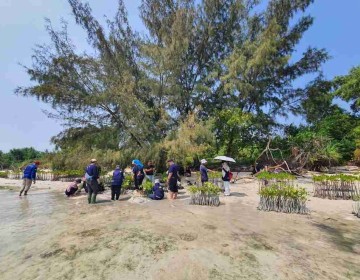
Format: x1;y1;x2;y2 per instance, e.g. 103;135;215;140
14;0;360;170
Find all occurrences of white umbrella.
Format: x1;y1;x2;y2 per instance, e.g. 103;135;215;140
214;156;236;163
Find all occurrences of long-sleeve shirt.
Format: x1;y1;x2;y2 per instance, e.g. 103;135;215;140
86;164;100;180
152;183;164;199
23;164;37;180
112;169;124;186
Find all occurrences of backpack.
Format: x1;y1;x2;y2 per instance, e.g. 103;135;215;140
222;168;231;181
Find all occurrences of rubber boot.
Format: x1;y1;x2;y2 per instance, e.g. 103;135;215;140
87;193;91;204
24;191;28;196
91;194;97;204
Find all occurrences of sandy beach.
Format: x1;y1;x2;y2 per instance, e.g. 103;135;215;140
0;175;359;280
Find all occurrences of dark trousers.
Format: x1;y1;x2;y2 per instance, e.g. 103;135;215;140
111;185;121;200
134;174;145;189
88;180;99;204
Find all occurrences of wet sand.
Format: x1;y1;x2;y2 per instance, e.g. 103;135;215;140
0;175;359;280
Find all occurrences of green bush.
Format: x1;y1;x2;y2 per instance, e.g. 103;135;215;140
0;172;8;178
142;180;153;194
189;182;222;206
258;184;308;214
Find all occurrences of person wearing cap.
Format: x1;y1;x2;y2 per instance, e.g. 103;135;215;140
167;159;179;200
148;179;164;200
111;165;124;200
199;159;214;186
19;160;40;196
65;178;82;197
85;159;100;204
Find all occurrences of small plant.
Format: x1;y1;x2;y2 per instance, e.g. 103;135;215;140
255;171;296;189
312;174;360;200
142;180;153;195
189;182;222;207
0;172;8;178
161;173;168;183
258;184;309;214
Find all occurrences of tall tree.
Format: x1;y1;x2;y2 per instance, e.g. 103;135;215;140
334;66;360;114
16;0;157;148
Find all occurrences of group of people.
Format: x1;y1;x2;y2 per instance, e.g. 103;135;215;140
199;159;232;196
19;157;233;202
81;158;175;203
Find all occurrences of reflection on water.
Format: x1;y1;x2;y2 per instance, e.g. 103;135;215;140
0;190;70;257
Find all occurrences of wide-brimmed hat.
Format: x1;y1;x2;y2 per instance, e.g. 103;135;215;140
200;159;207;164
155;179;160;183
90;158;97;163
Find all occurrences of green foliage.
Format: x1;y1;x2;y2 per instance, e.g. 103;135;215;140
0;147;46;170
0;171;8;178
334;66;360;114
142;180;153;194
258;184;309;214
122;176;133;190
255;171;295;181
188;182;222;196
208;171;222;180
259;185;308;201
312;174;359;183
16;0;329;169
159;112;215;167
16;0;360;171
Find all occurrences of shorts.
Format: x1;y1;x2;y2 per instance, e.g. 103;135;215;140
168;179;178;193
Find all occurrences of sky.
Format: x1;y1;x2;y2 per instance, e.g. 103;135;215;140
0;0;360;152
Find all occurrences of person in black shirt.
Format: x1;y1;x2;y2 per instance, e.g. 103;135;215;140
167;159;179;200
144;161;155;183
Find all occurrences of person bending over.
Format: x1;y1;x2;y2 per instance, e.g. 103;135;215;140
19;160;40;196
148;179;164;200
65;178;82;197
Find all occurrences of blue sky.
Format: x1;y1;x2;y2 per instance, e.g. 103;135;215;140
0;0;359;152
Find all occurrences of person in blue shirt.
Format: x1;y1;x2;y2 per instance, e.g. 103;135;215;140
85;159;100;204
19;160;40;196
148;179;164;200
199;159;215;186
167;159;179;200
111;165;124;201
132;160;145;190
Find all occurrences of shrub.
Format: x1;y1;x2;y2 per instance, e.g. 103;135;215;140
0;172;8;178
188;182;222;206
258;184;309;214
312;174;360;200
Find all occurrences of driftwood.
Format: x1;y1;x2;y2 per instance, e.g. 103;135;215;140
254;138;304;176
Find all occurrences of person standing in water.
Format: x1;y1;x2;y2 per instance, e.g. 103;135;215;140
111;165;124;201
19;160;40;196
85;159;100;204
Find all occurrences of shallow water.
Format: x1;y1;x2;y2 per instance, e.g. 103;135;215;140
0;189;70;258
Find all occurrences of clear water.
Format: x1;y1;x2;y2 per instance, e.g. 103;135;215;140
0;189;70;258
